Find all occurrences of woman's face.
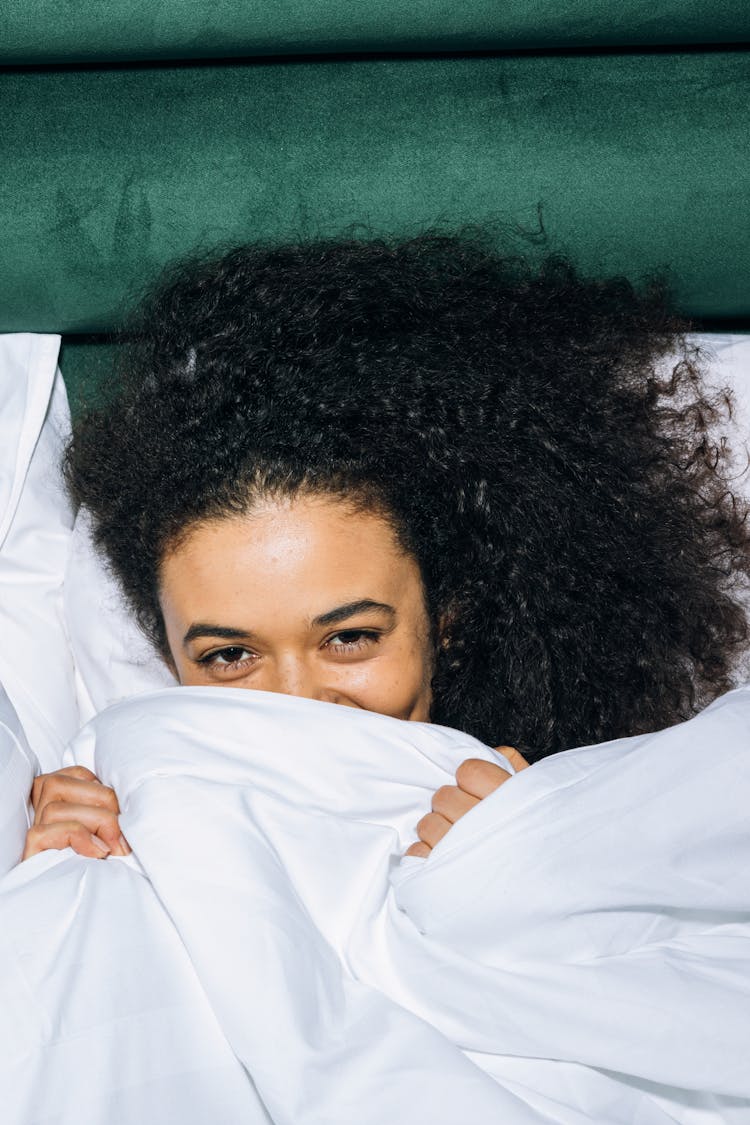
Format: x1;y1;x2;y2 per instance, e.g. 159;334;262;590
158;494;436;721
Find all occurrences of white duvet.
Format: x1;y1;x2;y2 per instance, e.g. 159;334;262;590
1;685;750;1124
2;331;750;1124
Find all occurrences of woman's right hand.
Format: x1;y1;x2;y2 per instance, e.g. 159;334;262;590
405;746;530;858
22;766;130;861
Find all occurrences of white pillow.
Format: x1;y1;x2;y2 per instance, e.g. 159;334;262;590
0;333;79;772
692;332;750;487
0;332;172;764
65;509;175;725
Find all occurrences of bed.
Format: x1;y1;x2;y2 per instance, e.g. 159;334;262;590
1;7;750;1123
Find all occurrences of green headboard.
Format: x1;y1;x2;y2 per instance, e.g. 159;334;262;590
2;3;748;408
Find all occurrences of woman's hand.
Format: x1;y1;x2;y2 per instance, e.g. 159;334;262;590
22;766;130;861
24;750;528;863
405;746;530;858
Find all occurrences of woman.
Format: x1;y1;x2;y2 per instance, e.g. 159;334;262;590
23;224;750;859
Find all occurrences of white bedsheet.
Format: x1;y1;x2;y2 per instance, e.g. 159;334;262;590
2;686;749;1124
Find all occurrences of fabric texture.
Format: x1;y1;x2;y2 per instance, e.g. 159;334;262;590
2;50;749;335
1;685;748;1122
0;334;78;771
2;1;749;64
0;683;35;878
64;508;176;726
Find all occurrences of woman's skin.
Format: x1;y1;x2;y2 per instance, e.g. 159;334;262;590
23;495;528;862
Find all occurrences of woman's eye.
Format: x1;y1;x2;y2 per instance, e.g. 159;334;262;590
200;646;255;668
325;630;380;653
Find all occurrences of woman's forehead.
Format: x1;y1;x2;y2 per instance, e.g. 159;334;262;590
158;496;425;630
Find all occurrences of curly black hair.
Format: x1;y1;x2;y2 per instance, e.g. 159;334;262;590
64;225;750;761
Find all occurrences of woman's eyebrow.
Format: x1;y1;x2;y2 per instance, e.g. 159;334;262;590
182;623;252;647
312;600;396;628
182;602;395;647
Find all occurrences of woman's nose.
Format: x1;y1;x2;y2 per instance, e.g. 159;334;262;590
266;658;322;702
264;657;349;707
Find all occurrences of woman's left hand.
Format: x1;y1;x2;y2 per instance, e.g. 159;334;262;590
22;766;130;861
405;746;530;858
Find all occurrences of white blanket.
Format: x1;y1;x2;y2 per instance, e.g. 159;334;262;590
2;686;749;1124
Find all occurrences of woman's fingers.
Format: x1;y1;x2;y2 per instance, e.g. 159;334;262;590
25;769;130;862
455;758;512;799
431;783;480;822
406;748;531;859
31;765;98;810
36;800;130;856
413;784;480;849
22;821;116;862
413;811;453;850
496;745;531;772
31;767;120;819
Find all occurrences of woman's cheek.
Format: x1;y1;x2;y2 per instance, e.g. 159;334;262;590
334;652;431;721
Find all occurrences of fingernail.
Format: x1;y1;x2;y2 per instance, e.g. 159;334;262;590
91;835;110;856
119;835;131;855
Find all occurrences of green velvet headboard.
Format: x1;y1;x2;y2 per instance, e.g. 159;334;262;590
2;3;749;411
